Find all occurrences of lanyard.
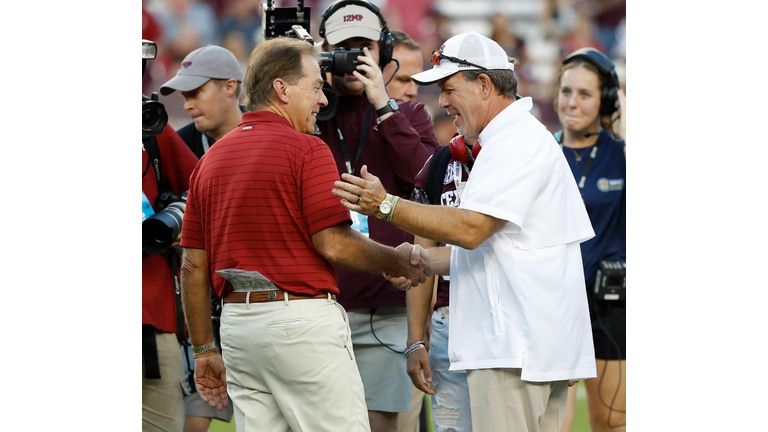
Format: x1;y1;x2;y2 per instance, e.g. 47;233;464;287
558;133;599;194
337;105;375;175
201;133;211;154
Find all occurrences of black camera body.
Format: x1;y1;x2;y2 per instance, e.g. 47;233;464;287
143;191;188;255
593;260;626;301
262;1;363;121
319;48;363;77
142;40;168;137
154;190;186;213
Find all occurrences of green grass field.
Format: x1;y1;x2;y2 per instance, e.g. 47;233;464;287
206;381;592;432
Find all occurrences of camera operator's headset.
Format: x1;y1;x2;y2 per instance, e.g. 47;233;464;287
562;47;620;116
318;0;394;68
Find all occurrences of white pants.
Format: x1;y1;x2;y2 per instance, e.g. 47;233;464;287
220;295;370;432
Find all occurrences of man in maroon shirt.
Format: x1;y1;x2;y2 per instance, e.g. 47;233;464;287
317;3;440;431
179;37;431;432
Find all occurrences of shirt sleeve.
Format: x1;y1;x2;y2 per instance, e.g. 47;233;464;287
180;164;205;250
300;137;353;235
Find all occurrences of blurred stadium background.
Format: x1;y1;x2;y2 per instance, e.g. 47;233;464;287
142;0;625;145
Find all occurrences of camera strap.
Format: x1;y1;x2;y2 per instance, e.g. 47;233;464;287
168;248;190;346
142;324;161;379
337;104;375;174
144;135;167;203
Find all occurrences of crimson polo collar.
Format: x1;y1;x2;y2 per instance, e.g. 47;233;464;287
238;111;293;129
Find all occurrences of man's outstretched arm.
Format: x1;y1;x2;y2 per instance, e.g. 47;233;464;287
333;166;507;250
311;223;431;288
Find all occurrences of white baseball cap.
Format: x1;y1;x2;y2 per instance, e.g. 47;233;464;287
411;31;515;86
321;1;383;45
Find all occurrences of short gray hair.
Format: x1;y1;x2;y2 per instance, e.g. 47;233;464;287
244;38;319;111
462;57;519;99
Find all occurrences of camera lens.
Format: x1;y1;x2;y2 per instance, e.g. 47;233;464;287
143;201;184;254
317;82;338;122
142;99;168;137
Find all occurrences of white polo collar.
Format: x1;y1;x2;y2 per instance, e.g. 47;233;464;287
478;97;533;148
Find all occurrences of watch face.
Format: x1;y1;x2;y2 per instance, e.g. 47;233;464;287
389;99;399;110
380;201;392;214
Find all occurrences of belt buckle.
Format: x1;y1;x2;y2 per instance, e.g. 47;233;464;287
268;291;277;301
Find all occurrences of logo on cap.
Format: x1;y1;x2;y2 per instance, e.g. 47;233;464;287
181;62;192;68
344;14;364;22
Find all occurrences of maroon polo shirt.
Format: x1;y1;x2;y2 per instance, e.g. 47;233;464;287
181;111;352;298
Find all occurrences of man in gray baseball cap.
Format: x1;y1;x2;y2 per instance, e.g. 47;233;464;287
160;45;245;158
160;44;244;432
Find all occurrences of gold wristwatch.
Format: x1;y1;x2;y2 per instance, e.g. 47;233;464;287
375;193;395;219
192;341;217;355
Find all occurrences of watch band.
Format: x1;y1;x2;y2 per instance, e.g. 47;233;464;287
192;341;217;355
375;193;395;219
387;196;400;223
376;99;399;117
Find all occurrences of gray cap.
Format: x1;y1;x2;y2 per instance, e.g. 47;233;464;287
160;45;243;96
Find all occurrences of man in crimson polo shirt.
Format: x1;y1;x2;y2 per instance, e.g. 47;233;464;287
317;3;440;430
179;37;431;432
142;124;199;432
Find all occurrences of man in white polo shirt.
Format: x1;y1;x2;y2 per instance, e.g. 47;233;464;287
332;31;597;432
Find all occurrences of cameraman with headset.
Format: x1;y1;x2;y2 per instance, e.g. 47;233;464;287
316;2;439;431
142;40;200;432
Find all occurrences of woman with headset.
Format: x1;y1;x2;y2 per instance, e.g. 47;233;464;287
554;48;626;432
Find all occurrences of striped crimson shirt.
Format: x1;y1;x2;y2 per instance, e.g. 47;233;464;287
180;111;352;298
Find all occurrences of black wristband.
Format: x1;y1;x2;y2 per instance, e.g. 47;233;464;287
376;99;399;117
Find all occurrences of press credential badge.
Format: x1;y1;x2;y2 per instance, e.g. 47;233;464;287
350;210;369;237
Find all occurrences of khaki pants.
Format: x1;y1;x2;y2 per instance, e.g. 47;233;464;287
398;387;425;432
221;295;370;432
466;368;568;432
142;331;186;432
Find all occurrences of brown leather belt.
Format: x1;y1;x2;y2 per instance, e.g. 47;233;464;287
224;291;335;304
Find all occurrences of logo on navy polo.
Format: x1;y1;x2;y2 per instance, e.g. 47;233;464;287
597;178;624;192
443;164;455;185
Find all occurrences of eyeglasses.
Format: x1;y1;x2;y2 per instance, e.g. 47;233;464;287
431;51;487;70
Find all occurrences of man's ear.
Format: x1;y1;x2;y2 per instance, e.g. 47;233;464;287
478;73;494;100
272;78;290;104
224;79;238;98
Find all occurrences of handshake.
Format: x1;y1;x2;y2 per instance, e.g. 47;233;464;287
388;243;433;291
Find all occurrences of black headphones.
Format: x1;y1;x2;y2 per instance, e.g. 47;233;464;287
562;47;620;116
318;0;394;68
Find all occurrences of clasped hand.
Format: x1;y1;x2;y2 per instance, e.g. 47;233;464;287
390;242;432;289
